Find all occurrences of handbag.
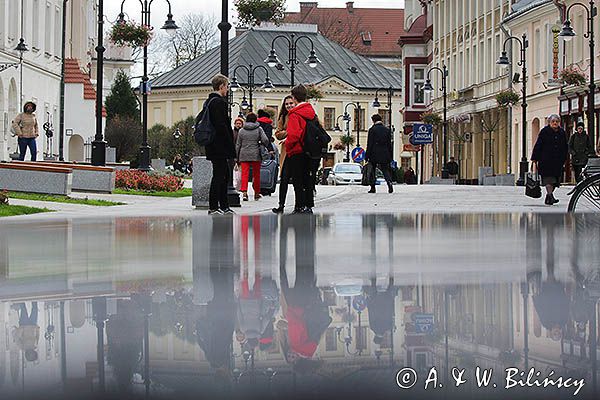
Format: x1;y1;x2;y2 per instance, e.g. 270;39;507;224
525;172;542;198
233;164;242;190
361;162;375;186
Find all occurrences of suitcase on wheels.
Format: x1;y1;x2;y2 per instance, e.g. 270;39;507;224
260;159;279;195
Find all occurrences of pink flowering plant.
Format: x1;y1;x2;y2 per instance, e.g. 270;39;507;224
109;20;153;47
116;170;183;192
560;66;587;86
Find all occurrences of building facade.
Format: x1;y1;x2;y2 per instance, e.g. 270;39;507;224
284;1;405;69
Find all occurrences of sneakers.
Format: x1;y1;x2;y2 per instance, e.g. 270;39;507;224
291;208;303;214
303;207;313;214
221;208;235;215
254;194;262;201
208;209;223;215
242;192;249;201
272;206;284;214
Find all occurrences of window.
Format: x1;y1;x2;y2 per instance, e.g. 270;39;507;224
32;0;40;49
54;7;61;56
353;107;366;131
324;107;336;130
325;328;337;351
401;157;412;171
534;28;541;73
378;109;390;126
44;2;51;53
412;67;426;105
360;31;372;46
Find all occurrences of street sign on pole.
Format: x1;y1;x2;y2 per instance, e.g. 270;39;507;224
413;313;434;334
411;123;434;144
351;146;365;163
352;295;367;312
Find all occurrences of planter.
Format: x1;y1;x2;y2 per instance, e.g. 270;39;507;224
109;21;153;48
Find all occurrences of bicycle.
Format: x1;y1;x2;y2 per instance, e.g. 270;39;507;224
567;158;600;212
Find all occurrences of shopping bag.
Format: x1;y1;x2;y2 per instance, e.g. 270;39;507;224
525;172;542;198
233;164;242;190
361;162;375;186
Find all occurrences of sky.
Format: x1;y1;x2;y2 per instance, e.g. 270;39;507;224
105;0;405;30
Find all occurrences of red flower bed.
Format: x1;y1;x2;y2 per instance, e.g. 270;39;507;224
116;170;184;192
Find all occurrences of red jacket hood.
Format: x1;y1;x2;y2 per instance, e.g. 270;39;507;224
257;116;273;124
288;102;316;120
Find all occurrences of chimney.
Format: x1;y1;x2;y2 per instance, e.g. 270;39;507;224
346;1;354;13
300;2;318;18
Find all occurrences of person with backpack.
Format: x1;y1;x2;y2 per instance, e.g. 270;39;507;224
365;114;394;193
196;74;236;215
286;85;330;214
235;112;270;201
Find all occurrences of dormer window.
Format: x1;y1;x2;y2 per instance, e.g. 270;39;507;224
360;31;372;46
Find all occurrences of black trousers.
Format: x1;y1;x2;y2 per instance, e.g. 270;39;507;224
287;153;313;210
370;162;393;188
278;158;291;207
209;159;230;210
573;165;584;183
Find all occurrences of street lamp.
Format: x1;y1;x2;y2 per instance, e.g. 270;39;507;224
264;33;321;86
559;1;597;152
342;102;362;162
497;33;529;186
118;0;179;171
423;64;449;178
231;64;273;111
373;86;395;159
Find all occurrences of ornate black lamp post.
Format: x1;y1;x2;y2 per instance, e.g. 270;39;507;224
264;33;320;86
117;0;179;170
92;0;106;166
560;1;597;151
423;65;449;178
230;64;274;111
373;86;395;158
497;33;529;186
336;103;361;162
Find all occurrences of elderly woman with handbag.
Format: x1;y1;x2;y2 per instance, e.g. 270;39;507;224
531;114;569;205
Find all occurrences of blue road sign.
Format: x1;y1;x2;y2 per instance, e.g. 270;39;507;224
411;123;433;145
352;295;367;312
351;146;365;163
413;313;434;334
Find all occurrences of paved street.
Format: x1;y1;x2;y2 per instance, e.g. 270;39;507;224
4;183;573;221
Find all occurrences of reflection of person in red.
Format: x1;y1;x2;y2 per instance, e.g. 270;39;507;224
277;216;331;372
237;216;279;351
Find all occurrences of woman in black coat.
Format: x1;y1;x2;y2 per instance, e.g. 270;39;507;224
531;114;568;205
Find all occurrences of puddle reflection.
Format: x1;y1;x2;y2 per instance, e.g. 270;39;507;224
0;214;599;399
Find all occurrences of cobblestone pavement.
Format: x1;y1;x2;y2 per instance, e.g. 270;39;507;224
3;182;573;222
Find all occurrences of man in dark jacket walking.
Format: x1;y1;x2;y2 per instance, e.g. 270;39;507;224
568;121;595;183
201;74;236;215
365;114;394;193
531;114;568;205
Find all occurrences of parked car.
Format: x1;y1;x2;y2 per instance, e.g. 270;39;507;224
327;163;363;185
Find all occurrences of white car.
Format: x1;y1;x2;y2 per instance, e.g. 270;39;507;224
327;162;363;185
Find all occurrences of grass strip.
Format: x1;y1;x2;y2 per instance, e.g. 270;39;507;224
0;204;51;217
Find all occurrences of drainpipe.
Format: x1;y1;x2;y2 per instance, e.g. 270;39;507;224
500;22;513;175
59;0;68;161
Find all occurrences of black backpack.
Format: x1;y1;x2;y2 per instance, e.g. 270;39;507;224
303;117;331;159
194;98;217;146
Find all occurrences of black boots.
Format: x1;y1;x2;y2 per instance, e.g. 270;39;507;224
545;194;559;205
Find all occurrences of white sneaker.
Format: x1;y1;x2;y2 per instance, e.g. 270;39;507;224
208;209;223;215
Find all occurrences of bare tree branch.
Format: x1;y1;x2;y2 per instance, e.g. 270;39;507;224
302;13;367;53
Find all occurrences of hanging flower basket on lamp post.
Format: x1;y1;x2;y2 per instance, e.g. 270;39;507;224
420;111;443;126
495;89;520;108
235;0;286;26
109;20;153;48
560;66;588;86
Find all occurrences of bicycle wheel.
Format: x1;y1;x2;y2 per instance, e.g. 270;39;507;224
568;174;600;212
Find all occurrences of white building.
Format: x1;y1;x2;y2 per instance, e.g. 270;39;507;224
0;0;133;162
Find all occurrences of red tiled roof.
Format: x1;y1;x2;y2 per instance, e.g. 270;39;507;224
65;58;106;117
285;4;405;57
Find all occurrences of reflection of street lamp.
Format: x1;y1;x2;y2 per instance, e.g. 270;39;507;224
265;33;320;86
423;65;449;178
92;298;108;393
117;0;179;170
373;86;395;159
559;1;597;151
497;33;529;186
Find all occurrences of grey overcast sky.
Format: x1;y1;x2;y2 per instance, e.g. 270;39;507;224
106;0;405;29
